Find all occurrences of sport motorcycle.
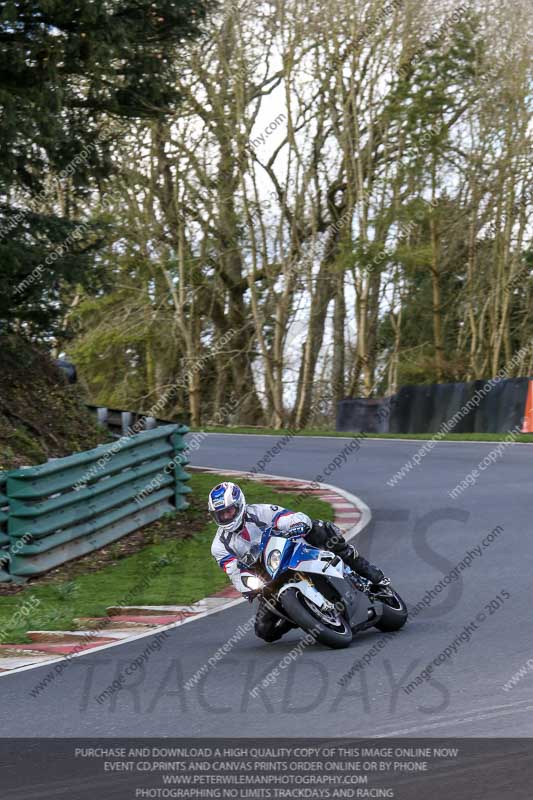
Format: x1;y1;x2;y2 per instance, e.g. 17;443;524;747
241;525;408;648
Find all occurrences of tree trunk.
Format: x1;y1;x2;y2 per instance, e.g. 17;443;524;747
332;270;346;404
293;261;335;428
429;178;444;381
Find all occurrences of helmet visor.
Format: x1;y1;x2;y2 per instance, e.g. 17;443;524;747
210;503;239;526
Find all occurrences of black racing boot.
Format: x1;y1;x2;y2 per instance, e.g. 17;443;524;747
309;520;389;590
255;597;294;642
338;544;387;587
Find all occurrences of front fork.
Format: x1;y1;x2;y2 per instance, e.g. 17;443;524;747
261;572;331;625
261;571;387;631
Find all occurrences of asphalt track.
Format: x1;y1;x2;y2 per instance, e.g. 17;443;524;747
2;433;533;738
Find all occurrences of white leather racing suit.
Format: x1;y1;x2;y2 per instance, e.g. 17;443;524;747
211;503;311;594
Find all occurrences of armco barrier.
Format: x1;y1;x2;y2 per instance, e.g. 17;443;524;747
0;424;190;580
0;472;11;582
87;405;191;437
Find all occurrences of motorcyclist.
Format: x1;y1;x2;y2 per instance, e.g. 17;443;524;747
209;481;389;642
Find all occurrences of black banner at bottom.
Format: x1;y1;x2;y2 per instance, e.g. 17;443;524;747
0;738;531;800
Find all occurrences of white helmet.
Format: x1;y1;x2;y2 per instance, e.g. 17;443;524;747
208;481;246;533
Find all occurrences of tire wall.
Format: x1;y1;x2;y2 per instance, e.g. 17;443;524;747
336;377;531;434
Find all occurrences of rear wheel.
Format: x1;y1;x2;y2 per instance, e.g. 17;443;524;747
374;589;408;632
280;587;353;649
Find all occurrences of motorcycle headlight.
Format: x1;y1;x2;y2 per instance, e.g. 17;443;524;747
267;549;281;572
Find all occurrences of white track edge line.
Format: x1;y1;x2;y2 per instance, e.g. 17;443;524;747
195;432;533;446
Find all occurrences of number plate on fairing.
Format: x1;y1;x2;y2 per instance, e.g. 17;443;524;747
288;544;345;578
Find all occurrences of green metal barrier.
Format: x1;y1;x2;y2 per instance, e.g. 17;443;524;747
1;424;190;580
0;472;11;582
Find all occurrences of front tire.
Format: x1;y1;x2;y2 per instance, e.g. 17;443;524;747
279;588;353;649
374;590;408;632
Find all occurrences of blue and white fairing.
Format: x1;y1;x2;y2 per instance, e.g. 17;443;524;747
257;526;371;629
262;529;345;580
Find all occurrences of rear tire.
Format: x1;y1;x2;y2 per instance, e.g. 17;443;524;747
280;588;353;649
374;590;408;632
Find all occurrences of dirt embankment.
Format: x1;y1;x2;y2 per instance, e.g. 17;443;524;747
0;336;107;470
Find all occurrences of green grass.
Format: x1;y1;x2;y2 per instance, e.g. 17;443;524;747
0;472;333;644
190;426;533;443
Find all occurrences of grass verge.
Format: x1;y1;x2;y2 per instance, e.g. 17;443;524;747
0;472;333;644
189;426;533;443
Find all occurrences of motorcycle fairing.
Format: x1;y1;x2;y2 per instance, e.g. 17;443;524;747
287;541;345;579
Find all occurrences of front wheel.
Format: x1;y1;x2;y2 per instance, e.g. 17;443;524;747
279;588;353;649
374;589;408;632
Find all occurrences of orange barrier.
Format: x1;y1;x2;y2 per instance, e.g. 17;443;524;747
521;380;533;433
